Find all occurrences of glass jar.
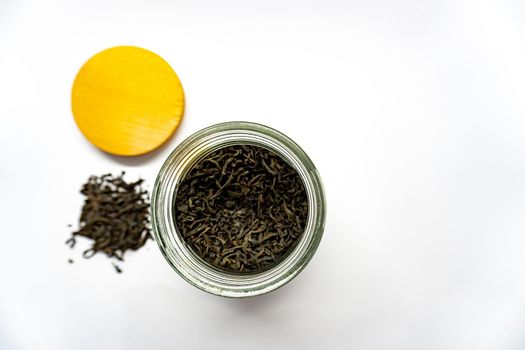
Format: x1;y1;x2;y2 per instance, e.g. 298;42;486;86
151;122;326;297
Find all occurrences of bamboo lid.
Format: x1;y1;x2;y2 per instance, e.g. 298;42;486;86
72;46;185;156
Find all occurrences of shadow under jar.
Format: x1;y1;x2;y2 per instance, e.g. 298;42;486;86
151;122;326;297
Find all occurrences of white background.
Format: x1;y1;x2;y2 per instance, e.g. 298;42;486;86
1;0;525;349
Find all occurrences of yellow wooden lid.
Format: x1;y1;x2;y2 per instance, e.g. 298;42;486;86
72;46;185;156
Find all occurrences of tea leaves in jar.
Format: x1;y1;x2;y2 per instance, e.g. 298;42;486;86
174;145;308;273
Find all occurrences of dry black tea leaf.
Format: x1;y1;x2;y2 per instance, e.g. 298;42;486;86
175;145;308;273
112;262;123;274
66;172;151;271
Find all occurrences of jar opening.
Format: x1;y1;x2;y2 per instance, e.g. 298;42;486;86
172;142;310;275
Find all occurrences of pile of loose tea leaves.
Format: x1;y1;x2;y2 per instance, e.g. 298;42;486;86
66;173;151;273
175;145;308;273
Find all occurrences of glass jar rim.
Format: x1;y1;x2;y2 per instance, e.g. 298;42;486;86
151;121;326;297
